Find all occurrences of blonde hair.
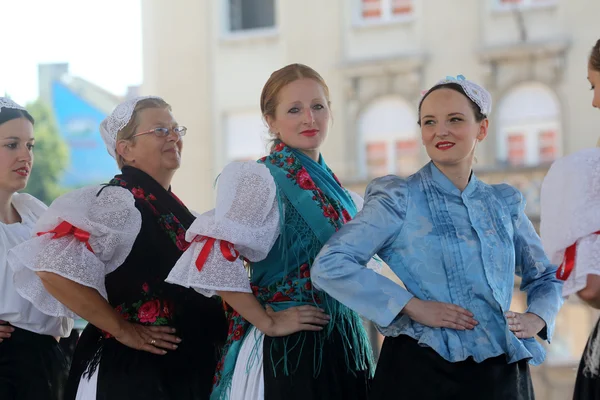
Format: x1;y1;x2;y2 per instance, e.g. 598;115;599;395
115;98;172;169
260;64;331;149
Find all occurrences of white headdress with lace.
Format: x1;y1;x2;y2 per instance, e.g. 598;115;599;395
420;75;492;116
0;97;26;113
99;95;163;159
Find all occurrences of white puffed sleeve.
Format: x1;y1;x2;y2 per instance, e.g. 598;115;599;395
540;148;600;297
166;161;280;297
8;185;142;318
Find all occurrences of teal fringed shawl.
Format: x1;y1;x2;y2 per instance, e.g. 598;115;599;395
211;141;373;399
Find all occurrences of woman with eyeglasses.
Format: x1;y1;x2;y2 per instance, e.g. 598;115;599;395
8;96;227;400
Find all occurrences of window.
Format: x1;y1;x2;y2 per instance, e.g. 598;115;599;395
359;0;413;23
358;97;420;178
225;112;268;162
366;142;389;177
361;0;382;19
228;0;275;32
496;83;561;167
507;133;526;166
391;0;413;15
395;140;419;176
494;0;557;10
538;130;557;163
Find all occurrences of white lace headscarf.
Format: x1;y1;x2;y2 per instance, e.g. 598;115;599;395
99;96;164;159
0;97;27;113
419;75;492;117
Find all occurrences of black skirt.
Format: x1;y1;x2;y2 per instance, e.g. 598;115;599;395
370;335;534;400
263;327;372;400
573;318;600;399
66;317;225;400
0;326;69;400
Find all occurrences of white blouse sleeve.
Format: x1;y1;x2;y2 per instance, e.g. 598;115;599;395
167;161;280;297
540;148;600;297
8;185;142;318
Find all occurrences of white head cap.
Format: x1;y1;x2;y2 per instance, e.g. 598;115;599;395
420;75;492;117
0;97;26;113
99;95;163;159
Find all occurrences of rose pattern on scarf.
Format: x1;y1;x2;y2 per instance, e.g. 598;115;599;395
110;177;190;251
264;144;351;231
102;282;175;339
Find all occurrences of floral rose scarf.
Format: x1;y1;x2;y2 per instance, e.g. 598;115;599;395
107;165;193;252
78;166;196;379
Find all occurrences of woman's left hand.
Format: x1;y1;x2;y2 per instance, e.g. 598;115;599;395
0;320;14;343
505;311;546;339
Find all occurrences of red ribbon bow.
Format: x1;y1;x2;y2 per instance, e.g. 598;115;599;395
556;231;600;281
194;236;239;272
37;221;93;253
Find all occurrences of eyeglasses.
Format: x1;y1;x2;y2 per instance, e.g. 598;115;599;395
132;126;187;138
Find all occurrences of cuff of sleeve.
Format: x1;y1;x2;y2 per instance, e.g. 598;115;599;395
377;289;414;328
525;304;555;342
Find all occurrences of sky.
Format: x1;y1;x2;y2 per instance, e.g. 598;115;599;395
0;0;142;105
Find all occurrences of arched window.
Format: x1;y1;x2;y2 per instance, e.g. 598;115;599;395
358;96;420;178
496;83;561;167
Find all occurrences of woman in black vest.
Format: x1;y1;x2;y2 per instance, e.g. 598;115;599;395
9;96;228;399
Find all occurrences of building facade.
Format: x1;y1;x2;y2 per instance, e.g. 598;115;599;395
141;1;600;397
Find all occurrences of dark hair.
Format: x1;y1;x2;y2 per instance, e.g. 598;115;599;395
0;107;34;127
418;83;486;125
590;39;600;72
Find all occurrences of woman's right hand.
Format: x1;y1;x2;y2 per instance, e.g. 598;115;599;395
114;321;182;355
402;298;478;330
262;305;330;337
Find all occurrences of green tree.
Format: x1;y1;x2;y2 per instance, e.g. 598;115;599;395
22;99;69;205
